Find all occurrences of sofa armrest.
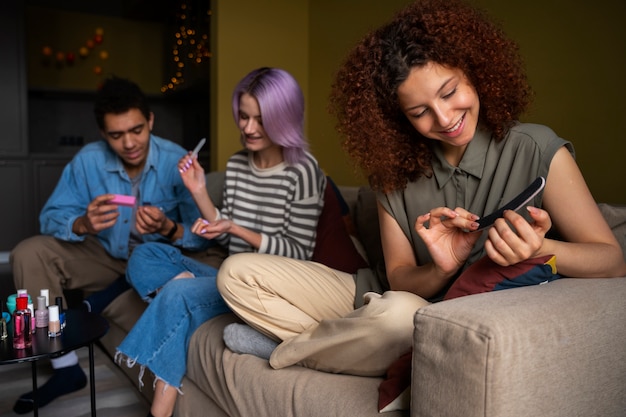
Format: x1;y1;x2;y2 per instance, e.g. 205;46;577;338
411;277;626;417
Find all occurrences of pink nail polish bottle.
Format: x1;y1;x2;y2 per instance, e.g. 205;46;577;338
13;296;32;349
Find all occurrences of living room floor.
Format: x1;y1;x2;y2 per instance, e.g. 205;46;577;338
0;344;150;417
0;256;150;417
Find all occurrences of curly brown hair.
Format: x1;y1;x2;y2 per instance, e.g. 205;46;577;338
329;0;532;193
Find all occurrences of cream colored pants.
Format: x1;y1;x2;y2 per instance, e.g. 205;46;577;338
217;253;430;376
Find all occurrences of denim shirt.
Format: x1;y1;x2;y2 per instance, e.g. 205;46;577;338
39;135;211;259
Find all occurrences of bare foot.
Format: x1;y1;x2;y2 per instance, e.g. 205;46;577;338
173;271;195;280
148;271;195;299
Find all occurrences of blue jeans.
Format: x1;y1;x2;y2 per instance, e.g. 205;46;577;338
125;242;220;301
117;243;230;388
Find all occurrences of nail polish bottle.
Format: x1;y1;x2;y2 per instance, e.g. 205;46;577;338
55;297;66;329
27;302;36;333
13;296;32;349
1;316;6;340
48;305;62;337
0;304;7;340
40;289;49;307
35;296;49;328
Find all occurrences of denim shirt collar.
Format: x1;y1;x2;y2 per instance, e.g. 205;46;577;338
431;128;491;190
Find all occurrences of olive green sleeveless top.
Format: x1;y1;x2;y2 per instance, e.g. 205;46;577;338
378;122;573;274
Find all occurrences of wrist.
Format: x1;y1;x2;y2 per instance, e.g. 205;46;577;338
431;262;458;282
73;216;89;235
190;185;208;199
164;220;179;240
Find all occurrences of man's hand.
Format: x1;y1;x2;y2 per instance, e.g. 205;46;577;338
136;205;169;235
73;194;120;235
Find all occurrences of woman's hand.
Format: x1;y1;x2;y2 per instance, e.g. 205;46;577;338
190;217;232;240
414;206;482;277
178;153;206;195
483;206;552;266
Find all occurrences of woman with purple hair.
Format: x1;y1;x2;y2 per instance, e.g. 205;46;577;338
116;67;326;417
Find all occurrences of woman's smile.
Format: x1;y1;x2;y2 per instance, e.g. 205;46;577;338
442;113;466;136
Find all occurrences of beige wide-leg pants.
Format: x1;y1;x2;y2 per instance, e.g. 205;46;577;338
217;252;430;377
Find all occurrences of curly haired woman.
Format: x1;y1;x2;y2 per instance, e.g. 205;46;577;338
217;0;626;377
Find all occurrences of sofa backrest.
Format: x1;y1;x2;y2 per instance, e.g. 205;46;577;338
598;203;626;261
206;171;226;208
205;171;626;266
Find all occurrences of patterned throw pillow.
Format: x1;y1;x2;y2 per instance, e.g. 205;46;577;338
444;254;560;300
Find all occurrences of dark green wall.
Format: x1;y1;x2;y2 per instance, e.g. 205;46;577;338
475;0;626;204
309;0;626;204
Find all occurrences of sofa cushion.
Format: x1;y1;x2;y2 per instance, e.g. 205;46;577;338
206;171;225;206
184;313;408;417
312;177;368;273
412;278;626;417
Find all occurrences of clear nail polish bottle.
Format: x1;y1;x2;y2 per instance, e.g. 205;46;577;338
27;302;36;333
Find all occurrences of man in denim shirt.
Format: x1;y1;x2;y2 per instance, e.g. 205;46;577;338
9;76;213;414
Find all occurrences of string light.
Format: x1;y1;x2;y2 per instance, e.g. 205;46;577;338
161;1;212;93
40;27;109;80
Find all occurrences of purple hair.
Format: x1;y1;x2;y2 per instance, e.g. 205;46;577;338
232;67;308;165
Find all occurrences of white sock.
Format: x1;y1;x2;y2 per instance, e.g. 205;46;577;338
51;351;79;369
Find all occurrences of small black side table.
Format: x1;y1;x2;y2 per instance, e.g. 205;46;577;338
0;309;109;417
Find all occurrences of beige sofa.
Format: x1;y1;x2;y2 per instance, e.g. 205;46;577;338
98;173;626;417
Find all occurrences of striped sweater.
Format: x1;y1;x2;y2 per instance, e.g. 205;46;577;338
215;150;326;260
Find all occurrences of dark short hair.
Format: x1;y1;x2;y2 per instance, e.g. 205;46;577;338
93;76;151;130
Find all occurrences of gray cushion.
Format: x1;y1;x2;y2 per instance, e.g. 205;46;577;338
205;171;225;208
598;203;626;261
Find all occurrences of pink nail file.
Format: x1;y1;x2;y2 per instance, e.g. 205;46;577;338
108;194;136;207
